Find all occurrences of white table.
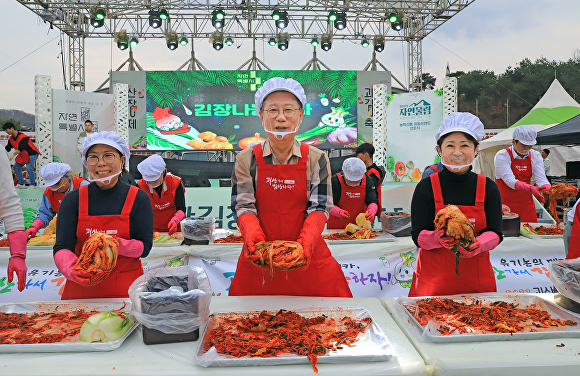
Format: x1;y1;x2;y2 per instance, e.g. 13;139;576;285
0;296;427;376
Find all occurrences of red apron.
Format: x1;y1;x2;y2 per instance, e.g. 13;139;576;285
327;173;368;229
61;185;144;300
138;174;182;232
495;148;537;222
229;143;352;297
9;133;40;165
44;176;85;214
426;164;440;173
367;167;383;215
409;173;496;296
567;208;580;259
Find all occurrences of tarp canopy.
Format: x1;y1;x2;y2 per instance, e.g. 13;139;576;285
536;114;580;145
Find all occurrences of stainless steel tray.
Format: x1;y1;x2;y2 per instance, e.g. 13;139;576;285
209;229;243;248
152;232;184;247
322;230;396;244
0;299;138;352
398;294;580;343
194;307;395;367
520;223;564;239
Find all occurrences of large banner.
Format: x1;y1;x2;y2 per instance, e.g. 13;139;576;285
111;71;148;149
384;91;444;183
51;89;114;175
145;70;360;151
356;72;391;144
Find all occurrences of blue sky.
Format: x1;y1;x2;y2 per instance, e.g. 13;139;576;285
1;0;579;114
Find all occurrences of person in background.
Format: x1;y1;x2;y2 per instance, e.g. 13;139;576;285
78;120;95;179
229;77;352;297
137;154;186;234
53;131;153;299
541;149;550;175
494;125;550;222
410;112;503;296
564;200;579;257
0;148;28;291
3;122;40;188
328;157;378;229
356;143;384;218
24;163;89;239
421;161;444;180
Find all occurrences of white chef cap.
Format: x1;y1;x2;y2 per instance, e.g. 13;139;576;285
342;157;367;182
40;162;71;187
254;77;307;113
512;124;537;146
137;154;166;181
436;112;484;142
81;131;131;169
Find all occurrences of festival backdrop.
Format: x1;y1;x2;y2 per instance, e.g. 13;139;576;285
356;71;391;144
384;91;444;183
111;71;148;149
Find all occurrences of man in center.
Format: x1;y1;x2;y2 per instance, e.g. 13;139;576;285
229;77;352;297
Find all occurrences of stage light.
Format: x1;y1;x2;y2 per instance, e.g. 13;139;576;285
277;32;289;51
149;10;162;29
373;35;385;52
89;6;105;28
311;37;319;47
225;36;234;46
130;36;139;48
211;32;224;51
115;30;129;51
212;9;225;29
388;12;398;23
334;12;347;30
90;17;104;28
272;9;288;29
179;35;188;46
391;20;403;31
361;38;369;48
95;7;106;20
328;10;337;22
268;37;277;46
320;33;332;51
158;8;169;20
166;31;179;50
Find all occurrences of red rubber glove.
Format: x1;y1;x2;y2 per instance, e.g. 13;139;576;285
417;229;457;250
7;230;28;292
237;213;265;262
515;181;545;203
24;218;44;239
459;231;501;259
330;205;350;219
365;203;378;221
297;211;327;270
54;249;96;287
116;237;144;258
167;210;186;235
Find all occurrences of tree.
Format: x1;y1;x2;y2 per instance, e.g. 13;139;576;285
414;73;437;90
0;118;21;130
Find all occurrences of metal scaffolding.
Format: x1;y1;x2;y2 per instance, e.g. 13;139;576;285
18;0;476;91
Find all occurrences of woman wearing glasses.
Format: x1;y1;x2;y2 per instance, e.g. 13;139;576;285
229;77;352;297
53;131;154;299
24;163;89;240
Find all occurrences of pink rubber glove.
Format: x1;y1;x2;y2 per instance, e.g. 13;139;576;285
54;249;95;287
116;237;144;258
297;211;327;270
459;231;501;258
330;205;350;219
167;210;186;235
24;218;45;239
365;203;378;220
237;213;265;262
515;181;545;203
417;229;457;250
539;184;551;192
7;230;28;292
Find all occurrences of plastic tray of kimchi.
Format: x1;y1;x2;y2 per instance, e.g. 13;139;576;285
398;294;580;343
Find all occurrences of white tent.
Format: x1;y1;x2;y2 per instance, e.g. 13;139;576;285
474;79;580;178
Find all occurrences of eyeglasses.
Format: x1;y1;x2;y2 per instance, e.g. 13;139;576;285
49;180;65;191
86;153;118;166
264;108;298;119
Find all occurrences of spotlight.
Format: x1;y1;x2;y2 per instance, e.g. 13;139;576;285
268;37;277;46
277;32;289;51
149;10;162;29
225;36;234;46
114;30;129;51
334;12;347;30
89;6;105;28
212;9;225;29
320;33;332;51
130;36;139;48
211;32;223;51
179;35;188;46
90;17;104;28
361;38;369;48
158;8;169;20
272;9;288;29
373;35;385;52
328;10;338;22
95;7;106;20
388;12;398;23
310;37;319;47
391;20;404;31
166;31;179;50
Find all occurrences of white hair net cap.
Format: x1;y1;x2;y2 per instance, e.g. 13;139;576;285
342;157;367;182
512;124;537;146
254;77;307;113
137;154;166;181
436;112;484;142
40;162;71;187
81;131;131;168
